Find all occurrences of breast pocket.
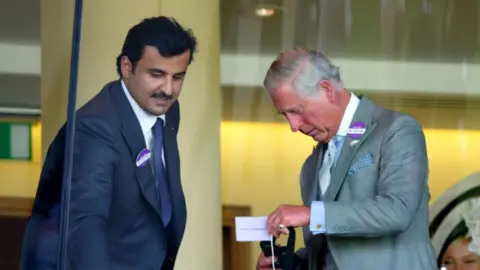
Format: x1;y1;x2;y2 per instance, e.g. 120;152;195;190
344;152;378;199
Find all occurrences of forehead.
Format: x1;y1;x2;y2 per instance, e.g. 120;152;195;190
446;238;471;255
138;46;190;73
270;84;303;110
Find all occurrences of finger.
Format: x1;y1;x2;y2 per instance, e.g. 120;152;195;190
258;256;279;269
266;211;280;235
258;252;278;269
266;213;274;235
272;213;289;237
269;213;282;237
279;227;290;235
258;255;277;266
266;209;278;233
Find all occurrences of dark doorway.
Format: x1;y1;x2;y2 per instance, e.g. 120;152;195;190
222;205;251;270
0;197;32;270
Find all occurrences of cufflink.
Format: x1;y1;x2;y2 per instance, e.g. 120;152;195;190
316;224;322;229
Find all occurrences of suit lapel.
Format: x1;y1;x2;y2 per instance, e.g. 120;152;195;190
304;142;326;205
163;102;187;247
109;81;162;217
323;97;377;201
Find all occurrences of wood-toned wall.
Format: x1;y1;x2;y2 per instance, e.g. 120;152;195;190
0;197;32;270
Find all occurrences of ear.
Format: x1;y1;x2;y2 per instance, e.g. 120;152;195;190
120;56;132;78
318;80;336;103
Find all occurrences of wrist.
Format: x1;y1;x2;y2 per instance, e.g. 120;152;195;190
303;205;311;227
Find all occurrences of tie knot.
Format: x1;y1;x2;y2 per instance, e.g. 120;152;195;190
328;137;337;148
152;117;164;135
333;135;343;146
156;117;164;126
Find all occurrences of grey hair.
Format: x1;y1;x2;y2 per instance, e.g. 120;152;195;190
263;48;342;97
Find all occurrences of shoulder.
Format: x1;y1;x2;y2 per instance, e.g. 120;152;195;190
77;81;117;118
371;106;426;158
80;81;120;115
74;81;122;139
374;105;424;138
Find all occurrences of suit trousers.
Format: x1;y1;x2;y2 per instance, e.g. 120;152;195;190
310;239;338;270
322;242;338;270
323;242;339;270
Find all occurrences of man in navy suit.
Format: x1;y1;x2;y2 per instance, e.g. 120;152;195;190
20;16;197;270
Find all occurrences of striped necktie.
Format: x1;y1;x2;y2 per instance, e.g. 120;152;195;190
319;139;337;196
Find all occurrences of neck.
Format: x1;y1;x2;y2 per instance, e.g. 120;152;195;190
338;91;351;111
330;88;350;114
331;90;351;135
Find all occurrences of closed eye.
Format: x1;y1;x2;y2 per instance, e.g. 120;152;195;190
278;107;303;116
173;73;186;80
149;69;165;78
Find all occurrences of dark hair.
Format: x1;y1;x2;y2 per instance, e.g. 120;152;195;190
116;16;198;77
437;220;469;267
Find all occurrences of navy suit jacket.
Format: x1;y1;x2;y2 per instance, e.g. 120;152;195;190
20;80;187;270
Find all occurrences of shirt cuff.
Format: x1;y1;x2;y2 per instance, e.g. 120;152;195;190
309;201;327;235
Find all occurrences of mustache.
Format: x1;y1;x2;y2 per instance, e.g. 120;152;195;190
151;92;173;100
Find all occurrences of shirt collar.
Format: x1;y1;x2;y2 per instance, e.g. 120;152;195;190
121;80;165;135
336;93;360;137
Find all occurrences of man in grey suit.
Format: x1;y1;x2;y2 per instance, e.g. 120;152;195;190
256;48;437;270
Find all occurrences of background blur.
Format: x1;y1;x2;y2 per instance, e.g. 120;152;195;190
1;0;480;269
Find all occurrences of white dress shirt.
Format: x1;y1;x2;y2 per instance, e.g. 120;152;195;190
319;92;360;193
310;92;360;234
335;93;360;138
121;80;166;168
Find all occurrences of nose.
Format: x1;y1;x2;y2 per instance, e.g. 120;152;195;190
163;77;174;95
286;114;301;132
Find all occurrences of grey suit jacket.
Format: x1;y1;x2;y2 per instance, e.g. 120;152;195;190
297;97;436;270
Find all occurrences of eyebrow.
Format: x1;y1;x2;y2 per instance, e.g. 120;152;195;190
278;105;302;114
148;68;165;74
174;71;186;77
148;68;186;77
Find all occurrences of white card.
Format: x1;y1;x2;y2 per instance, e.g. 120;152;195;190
235;216;271;242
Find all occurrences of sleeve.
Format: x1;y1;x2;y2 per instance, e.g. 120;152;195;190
309;201;327;234
324;115;429;237
67;118;119;270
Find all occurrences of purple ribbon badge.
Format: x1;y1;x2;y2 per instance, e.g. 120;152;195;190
136;148;151;167
347;121;366;139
